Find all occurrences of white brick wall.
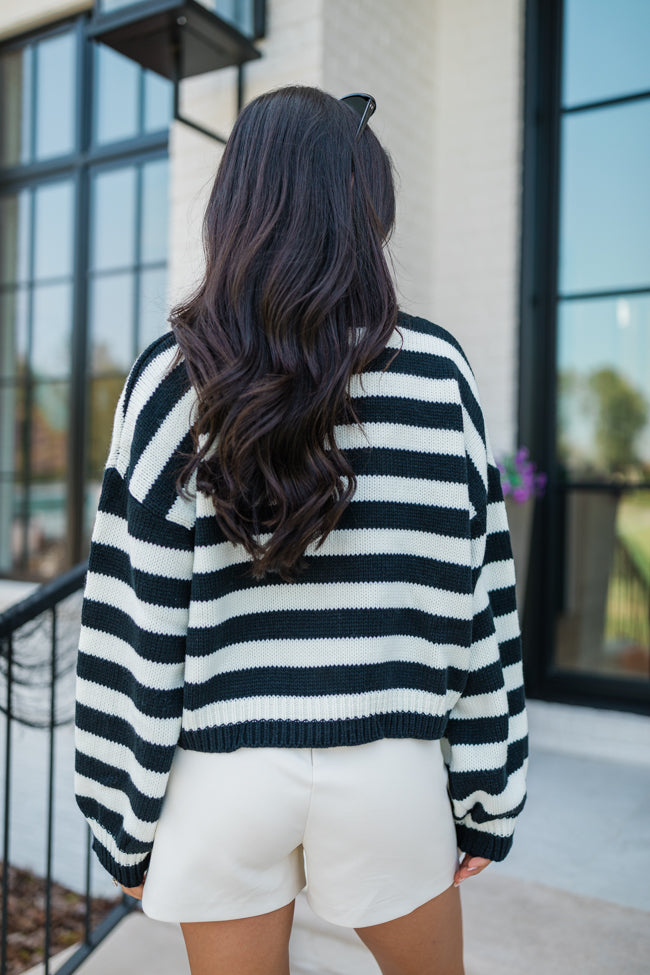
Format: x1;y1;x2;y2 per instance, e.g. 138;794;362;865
0;0;90;40
168;0;325;308
322;0;436;318
429;0;525;455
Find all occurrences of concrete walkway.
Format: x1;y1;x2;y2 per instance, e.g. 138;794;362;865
71;700;650;975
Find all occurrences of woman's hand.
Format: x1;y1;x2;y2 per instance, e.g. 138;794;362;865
119;879;146;900
453;853;491;887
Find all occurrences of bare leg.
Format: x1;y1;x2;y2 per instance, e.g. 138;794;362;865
355;883;464;975
180;900;295;975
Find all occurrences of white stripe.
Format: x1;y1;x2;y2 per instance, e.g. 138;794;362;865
75;774;160;844
79;628;184;690
487;498;510;533
333;421;465;456
193;528;472;574
84;571;189;636
76;678;181;745
189;580;473;629
503;659;525;693
129;387;196;504
348;371;460;404
446;688;507;720
114;341;180;477
353;474;469;509
493;610;521;642
75;728;168;799
446;741;510;773
386;325;480;400
183;687;457;730
184;634;469;681
482;558;516;593
91;510;193;579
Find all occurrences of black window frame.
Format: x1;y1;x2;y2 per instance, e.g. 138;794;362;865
0;12;171;578
519;0;650;716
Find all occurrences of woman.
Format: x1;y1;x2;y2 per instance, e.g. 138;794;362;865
75;85;528;975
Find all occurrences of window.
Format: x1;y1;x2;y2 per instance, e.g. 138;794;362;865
520;0;650;713
0;17;173;580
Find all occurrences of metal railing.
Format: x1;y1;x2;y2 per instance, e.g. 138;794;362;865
0;562;135;975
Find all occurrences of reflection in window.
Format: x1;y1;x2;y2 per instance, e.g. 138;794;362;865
0;189;31;285
563;0;650;108
88;374;128;479
89;272;135;373
0;45;32;167
557;296;650;481
144;71;174;133
556;490;650;681
34;180;75;280
31;282;73;379
35;32;76;160
558;100;650;295
94;44;139;146
0;287;29;378
141;158;169;263
138;267;167;353
91;166;137;270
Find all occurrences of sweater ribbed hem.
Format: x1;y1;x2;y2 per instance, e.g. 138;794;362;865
455;823;514;862
91;837;150;889
179;713;449;751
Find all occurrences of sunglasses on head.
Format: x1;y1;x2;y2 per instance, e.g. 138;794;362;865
339;93;376;141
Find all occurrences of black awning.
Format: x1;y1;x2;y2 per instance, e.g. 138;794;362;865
88;0;261;81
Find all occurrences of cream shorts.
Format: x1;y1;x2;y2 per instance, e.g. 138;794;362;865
141;737;459;927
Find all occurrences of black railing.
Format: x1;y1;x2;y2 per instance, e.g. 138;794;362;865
0;562;135;975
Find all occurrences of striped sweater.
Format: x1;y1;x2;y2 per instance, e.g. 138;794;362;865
74;312;528;888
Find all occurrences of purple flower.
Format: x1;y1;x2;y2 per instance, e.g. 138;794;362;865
495;447;546;504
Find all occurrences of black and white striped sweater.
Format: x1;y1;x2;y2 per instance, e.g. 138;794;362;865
74;312;528;887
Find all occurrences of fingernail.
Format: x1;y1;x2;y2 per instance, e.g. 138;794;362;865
453;881;461;887
467;866;478;871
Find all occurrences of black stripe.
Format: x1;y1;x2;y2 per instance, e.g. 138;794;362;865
75;794;157;848
80;599;186;662
89;541;192;608
186;607;472;657
75;702;177;771
76;751;169;824
183;660;467;707
77;655;182;717
442;712;509;745
191;552;472;601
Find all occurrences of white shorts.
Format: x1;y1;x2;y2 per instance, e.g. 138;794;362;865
141;737;459;927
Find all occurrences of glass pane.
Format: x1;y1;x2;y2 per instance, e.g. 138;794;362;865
144;70;173;133
558;100;650;295
141;158;169;263
0;381;24;475
32;282;73;379
87;374;127;480
91;166;136;271
35;31;76;160
0;287;29;378
89;272;135;373
31;380;69;479
563;0;650;108
557;295;650;483
34;180;75;280
0;189;31;286
0;45;32;167
94;44;139;146
555;489;650;682
138;267;167;352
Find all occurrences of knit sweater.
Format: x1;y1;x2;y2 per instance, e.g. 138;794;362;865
74;312;528;888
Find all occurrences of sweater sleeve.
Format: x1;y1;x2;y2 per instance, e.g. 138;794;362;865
440;375;529;862
74;370;195;887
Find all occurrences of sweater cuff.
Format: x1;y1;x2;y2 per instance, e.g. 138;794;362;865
92;836;150;889
455;822;514;862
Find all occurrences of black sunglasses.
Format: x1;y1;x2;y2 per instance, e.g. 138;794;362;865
340;93;376;141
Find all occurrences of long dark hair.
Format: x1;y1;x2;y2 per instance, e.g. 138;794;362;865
170;85;399;579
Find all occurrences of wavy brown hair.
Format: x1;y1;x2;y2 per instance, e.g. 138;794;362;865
170;85;399;579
